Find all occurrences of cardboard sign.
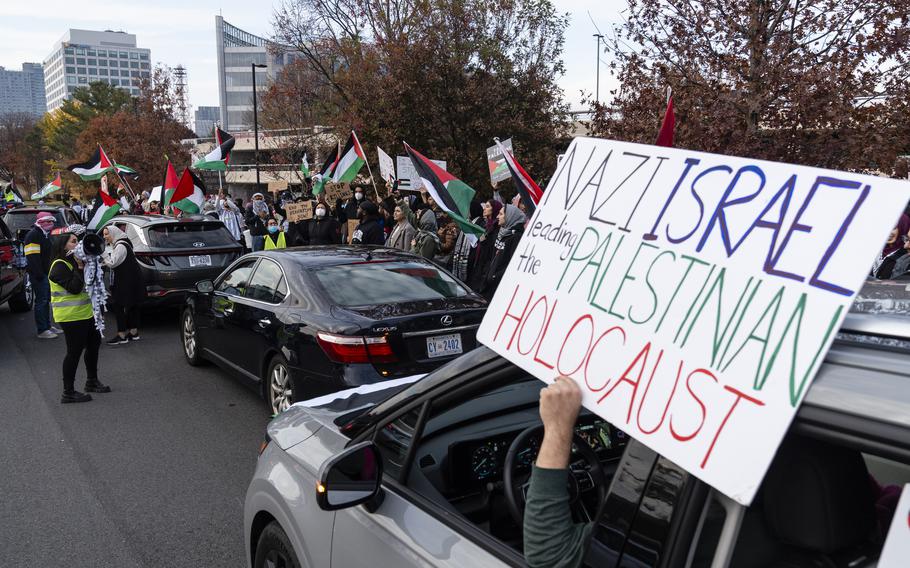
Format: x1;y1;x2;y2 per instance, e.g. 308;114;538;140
397;155;446;190
879;484;910;568
285;201;313;222
323;183;349;204
377;146;395;183
347;219;359;244
268;180;289;193
477;137;910;505
487;138;513;185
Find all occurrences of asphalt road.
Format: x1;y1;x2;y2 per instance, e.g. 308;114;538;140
0;303;271;568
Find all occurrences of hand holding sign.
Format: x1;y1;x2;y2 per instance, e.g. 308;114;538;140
477;136;910;505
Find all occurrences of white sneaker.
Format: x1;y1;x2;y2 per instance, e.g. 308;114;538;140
37;330;58;339
50;326;63;334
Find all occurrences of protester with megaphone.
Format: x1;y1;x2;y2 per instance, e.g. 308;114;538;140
48;230;111;404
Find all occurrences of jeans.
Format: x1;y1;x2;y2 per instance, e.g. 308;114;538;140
252;235;265;252
114;304;141;333
33;274;51;333
60;318;101;391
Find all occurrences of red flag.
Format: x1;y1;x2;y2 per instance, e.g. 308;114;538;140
656;90;675;147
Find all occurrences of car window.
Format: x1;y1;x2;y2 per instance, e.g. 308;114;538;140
217;259;257;296
373;406;424;480
313;260;469;307
246;259;287;304
146;223;236;248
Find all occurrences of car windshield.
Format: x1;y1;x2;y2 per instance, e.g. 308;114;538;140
5;211;62;233
313;260;469;307
146;223;236;248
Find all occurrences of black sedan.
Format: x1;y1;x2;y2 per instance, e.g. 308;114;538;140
180;246;488;414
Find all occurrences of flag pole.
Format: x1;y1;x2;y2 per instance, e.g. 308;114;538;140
363;149;382;201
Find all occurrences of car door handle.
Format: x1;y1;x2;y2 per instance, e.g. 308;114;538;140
258;318;271;328
222;306;234;315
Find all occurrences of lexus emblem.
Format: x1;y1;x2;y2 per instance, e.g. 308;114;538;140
440;315;453;326
192;241;205;248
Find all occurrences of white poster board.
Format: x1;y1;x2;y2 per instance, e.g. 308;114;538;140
487;138;513;185
397;155;446;190
879;484;910;568
477;136;910;505
377;146;395;183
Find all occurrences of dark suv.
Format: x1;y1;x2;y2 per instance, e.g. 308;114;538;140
102;214;243;306
3;206;81;240
0;217;33;313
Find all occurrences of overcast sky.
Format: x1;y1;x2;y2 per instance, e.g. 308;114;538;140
0;0;624;115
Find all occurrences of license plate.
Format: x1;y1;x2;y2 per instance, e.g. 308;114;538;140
189;255;212;267
426;334;462;358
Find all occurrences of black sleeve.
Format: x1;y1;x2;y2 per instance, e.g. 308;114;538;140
23;230;43;279
49;260;85;295
875;249;907;279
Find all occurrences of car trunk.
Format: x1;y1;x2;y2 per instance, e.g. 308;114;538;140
336;296;487;374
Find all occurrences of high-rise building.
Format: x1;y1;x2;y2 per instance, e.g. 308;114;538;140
194;106;220;138
44;29;152;112
215;16;297;132
0;63;46;117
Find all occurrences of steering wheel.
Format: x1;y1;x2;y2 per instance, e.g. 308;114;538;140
503;424;607;526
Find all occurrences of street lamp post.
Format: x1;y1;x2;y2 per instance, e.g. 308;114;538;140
593;34;604;104
251;62;268;194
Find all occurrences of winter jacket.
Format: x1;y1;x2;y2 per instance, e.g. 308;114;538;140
23;226;52;280
351;217;385;246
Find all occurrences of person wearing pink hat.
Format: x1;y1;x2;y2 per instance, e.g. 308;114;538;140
23;211;60;339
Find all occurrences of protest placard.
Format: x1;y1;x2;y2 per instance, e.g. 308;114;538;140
397;155;446;190
323;183;349;204
347;219;359;244
268;180;289;193
477;136;910;505
377;146;395;183
878;484;910;568
487;138;513;185
285;201;313;222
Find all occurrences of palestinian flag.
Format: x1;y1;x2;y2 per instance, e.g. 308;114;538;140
162;160;180;208
300;153;310;177
404;143;485;242
495;139;543;215
312;144;339;195
68;146;115;181
115;163;138;178
169;168;206;214
332;131;366;183
88;187;121;230
31;173;62;200
193;127;235;171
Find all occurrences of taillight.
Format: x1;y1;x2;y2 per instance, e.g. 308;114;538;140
258;432;272;456
316;332;397;364
135;253;155;267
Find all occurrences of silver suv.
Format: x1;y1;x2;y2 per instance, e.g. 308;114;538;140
244;279;910;568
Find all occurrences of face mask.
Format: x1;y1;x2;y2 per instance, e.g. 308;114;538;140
315;208;326;218
268;226;279;234
355;192;363;200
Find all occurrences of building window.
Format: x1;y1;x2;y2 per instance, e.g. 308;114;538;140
66;66;75;74
130;52;139;59
119;51;128;58
122;70;131;77
87;58;96;66
100;69;108;76
65;56;74;64
130;61;139;69
140;71;150;78
75;48;85;55
78;76;87;84
64;47;74;55
97;50;106;57
66;76;76;85
98;59;107;67
89;68;97;76
87;49;96;56
77;67;86;74
140;62;149;70
140;53;149;61
76;57;85;65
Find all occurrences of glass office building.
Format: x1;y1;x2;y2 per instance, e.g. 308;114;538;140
215;16;297;132
0;63;46;117
44;29;151;112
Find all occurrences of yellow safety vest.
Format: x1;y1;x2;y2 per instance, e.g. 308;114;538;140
49;259;93;322
264;231;286;250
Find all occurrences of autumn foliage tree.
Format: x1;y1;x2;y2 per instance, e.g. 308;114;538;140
269;0;570;193
591;0;910;176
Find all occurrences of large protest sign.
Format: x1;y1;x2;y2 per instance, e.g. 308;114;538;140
285;201;313;222
323;183;350;204
397;155;446;190
477;137;910;505
377;146;395;183
487;138;513;185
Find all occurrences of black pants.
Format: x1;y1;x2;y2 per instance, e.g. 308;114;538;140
115;304;140;332
60;318;100;391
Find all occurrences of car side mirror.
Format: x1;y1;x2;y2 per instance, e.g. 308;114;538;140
316;441;383;511
196;280;214;294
